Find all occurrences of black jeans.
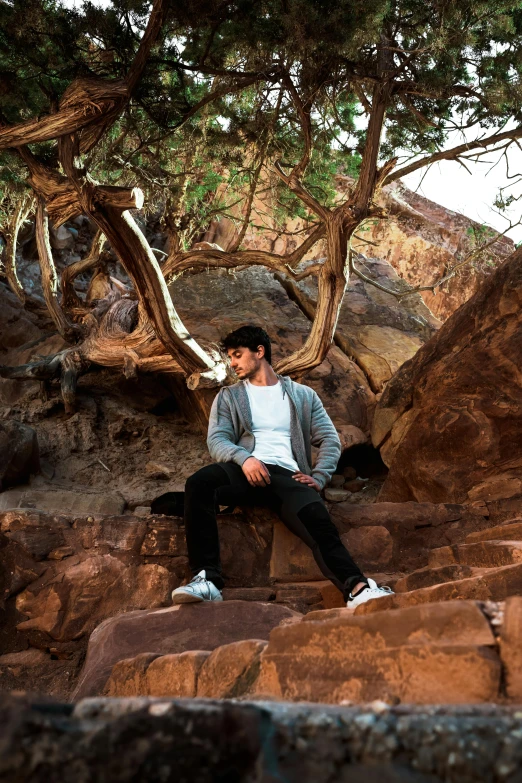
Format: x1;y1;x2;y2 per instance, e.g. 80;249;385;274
184;462;366;600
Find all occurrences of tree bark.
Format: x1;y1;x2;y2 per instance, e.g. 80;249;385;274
4;196;31;303
35;198;80;342
275;212;352;375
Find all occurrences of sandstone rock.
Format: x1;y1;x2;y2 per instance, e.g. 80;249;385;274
222;587;276;602
50;224;75;250
342;466;357;481
197;639;267;699
0;421;39;491
329;474;346;488
374;245;522;504
145;461;172;480
74;600;302;698
0;532;46;604
255;601;499;704
74;515;147;552
0;487;126;516
140;518;187;556
341;526;393;570
335;424;368;450
7;693;522;781
466;520;522;543
344;479;366;493
355;563;522;615
146;651;210;698
324;488;351;502
429;541;522;569
395;564;473;593
269;521;323;582
500;596;522;701
292;253;439;394
105;652;161;697
6;524;65;560
16;555;171;642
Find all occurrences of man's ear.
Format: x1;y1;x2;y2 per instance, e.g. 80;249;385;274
257;344;266;359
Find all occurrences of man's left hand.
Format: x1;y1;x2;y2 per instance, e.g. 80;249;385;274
292;472;321;492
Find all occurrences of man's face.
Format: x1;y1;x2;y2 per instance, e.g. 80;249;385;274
227;345;264;379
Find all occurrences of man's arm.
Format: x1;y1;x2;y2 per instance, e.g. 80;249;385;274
309;390;342;490
207;390;253;467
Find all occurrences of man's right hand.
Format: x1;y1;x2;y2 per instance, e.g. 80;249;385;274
242;457;271;487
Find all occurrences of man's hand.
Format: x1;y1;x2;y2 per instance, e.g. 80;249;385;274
292;472;321;492
242;457;271;487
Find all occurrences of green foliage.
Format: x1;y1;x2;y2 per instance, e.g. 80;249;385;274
1;0;521;245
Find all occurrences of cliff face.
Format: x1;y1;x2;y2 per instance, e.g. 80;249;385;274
204;177;514;323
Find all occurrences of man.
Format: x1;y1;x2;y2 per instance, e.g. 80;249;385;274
172;325;393;611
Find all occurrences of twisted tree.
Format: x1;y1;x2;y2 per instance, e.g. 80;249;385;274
1;0;521;410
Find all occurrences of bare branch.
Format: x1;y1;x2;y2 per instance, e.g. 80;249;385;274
3;195;32;303
385;126;522;185
35;197;81;342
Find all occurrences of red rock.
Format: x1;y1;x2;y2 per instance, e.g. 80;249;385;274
355;563;522;615
429;541;522;569
254;601;499;704
73;600;302;699
269;521;323;582
105;652;161;697
15;555;171;641
500;596;522;701
395;564;473;593
466;520;522;543
341;526;393;570
197;640;267;699
374;245;522;505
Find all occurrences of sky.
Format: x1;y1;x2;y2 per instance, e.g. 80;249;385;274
401;142;522;245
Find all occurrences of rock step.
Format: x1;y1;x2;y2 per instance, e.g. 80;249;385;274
429;540;522;569
466;520;522;543
394;564;473;593
105;600;500;705
355;562;522;615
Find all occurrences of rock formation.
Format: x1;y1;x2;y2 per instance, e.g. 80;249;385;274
374;245;522;505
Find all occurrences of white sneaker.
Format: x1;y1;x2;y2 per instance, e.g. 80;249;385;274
346;578;394;612
171;570;223;604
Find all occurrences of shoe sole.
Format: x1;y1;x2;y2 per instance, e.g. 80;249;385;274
171;591;205;604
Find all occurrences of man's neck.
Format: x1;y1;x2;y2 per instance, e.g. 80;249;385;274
246;362;279;387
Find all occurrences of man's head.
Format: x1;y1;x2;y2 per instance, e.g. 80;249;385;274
221;325;272;380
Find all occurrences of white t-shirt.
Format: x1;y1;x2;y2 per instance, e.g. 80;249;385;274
245;380;299;473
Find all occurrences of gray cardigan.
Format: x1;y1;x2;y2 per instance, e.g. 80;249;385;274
207;375;341;490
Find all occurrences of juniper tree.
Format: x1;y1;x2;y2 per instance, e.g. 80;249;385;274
1;0;521;406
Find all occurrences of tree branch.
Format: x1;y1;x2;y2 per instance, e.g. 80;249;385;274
385;126;522;185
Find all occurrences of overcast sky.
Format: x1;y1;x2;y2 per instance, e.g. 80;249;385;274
402;143;522;245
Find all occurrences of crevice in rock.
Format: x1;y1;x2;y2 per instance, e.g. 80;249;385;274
337;443;388;480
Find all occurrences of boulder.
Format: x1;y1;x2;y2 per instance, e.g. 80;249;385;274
341;526;393;570
374;245;522;504
0;421;39;491
500;596;522;701
254;601;499;704
146;651;210;698
15;555;171;641
73;600;302;698
269;521;323;582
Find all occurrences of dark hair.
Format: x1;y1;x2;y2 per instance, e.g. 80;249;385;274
221;325;272;364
